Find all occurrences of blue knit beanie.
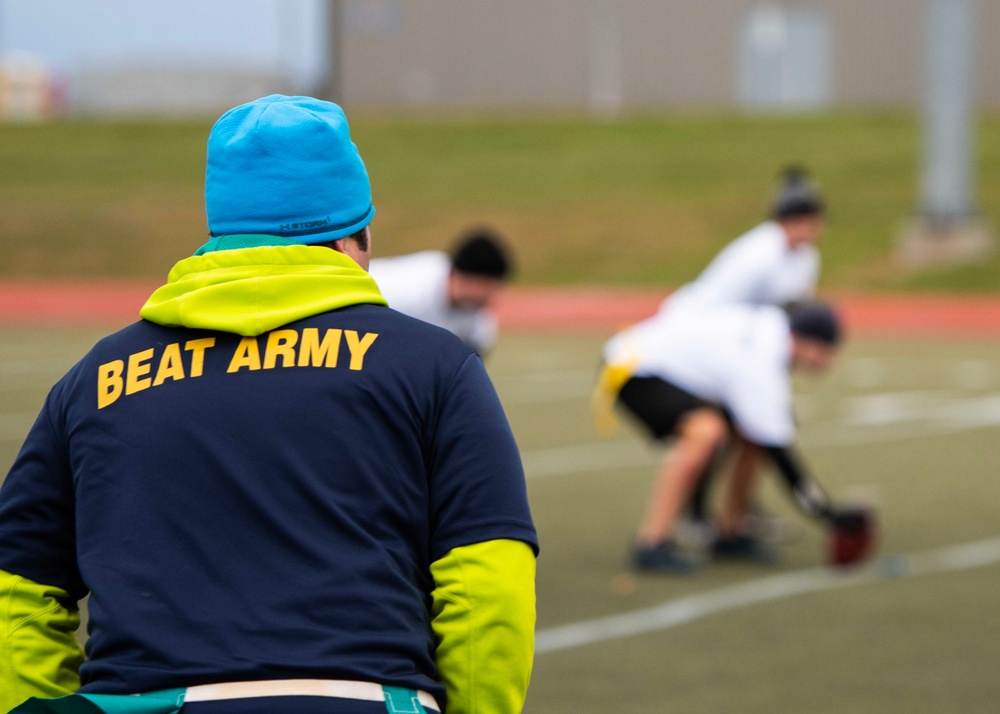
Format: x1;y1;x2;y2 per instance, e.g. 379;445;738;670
204;94;375;245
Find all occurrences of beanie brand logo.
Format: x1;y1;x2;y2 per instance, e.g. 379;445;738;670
280;216;331;233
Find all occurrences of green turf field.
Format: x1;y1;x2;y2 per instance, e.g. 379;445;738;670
2;326;999;712
2;113;1000;291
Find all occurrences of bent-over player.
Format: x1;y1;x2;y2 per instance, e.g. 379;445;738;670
668;167;826;540
597;302;861;573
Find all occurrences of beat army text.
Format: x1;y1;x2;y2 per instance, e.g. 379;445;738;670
97;328;380;409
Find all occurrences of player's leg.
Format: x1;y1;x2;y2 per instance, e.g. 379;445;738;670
614;376;727;573
675;452;721;547
635;408;729;546
685;454;717;523
712;439;779;563
718;439;762;535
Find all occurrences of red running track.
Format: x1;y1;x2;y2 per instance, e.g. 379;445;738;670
0;280;998;339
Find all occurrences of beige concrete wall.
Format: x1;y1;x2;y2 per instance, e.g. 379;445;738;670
977;1;1000;106
342;0;589;108
619;0;749;107
339;0;1000;109
829;1;921;106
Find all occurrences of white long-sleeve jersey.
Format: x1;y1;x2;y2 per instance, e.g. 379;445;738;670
667;221;819;313
604;304;795;447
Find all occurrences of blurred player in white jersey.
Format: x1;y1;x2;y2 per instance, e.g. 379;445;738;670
369;228;513;356
668;167;825;314
597;302;864;573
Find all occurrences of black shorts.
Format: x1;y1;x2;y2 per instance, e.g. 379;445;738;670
616;375;717;440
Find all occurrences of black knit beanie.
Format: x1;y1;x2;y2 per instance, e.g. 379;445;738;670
771;166;825;220
790;302;842;346
450;228;513;279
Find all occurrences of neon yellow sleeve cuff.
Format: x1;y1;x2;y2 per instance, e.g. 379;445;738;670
0;569;84;712
430;539;537;714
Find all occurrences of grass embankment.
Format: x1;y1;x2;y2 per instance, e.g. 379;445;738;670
1;113;998;290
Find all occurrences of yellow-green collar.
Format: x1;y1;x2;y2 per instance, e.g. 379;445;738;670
140;245;387;337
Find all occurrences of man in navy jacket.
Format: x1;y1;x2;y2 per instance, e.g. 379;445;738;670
0;95;538;714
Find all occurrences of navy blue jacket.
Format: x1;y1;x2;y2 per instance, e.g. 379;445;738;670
0;303;537;703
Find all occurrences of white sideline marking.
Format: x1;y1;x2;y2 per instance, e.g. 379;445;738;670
493;368;597;405
521;389;1000;479
804;393;1000;448
523;439;653;478
535;537;1000;654
522;420;998;480
840;390;958;425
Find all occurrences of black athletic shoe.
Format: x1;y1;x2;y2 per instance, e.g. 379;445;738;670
711;534;780;564
632;541;701;574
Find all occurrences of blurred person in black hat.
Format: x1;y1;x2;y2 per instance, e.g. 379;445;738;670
594;301;858;574
667;166;825;314
369;227;514;356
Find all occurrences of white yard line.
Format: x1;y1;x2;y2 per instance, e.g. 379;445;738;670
838;390;961;425
535;537;1000;654
523;417;999;479
802;392;1000;447
520;389;1000;479
492;368;598;405
522;439;655;478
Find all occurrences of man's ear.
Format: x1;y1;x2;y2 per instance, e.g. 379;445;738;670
333;227;371;270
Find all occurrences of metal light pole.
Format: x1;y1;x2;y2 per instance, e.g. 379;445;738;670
317;0;344;104
587;0;623;117
923;0;975;222
899;0;994;267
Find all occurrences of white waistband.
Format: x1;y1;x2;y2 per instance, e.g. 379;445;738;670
184;679;441;712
